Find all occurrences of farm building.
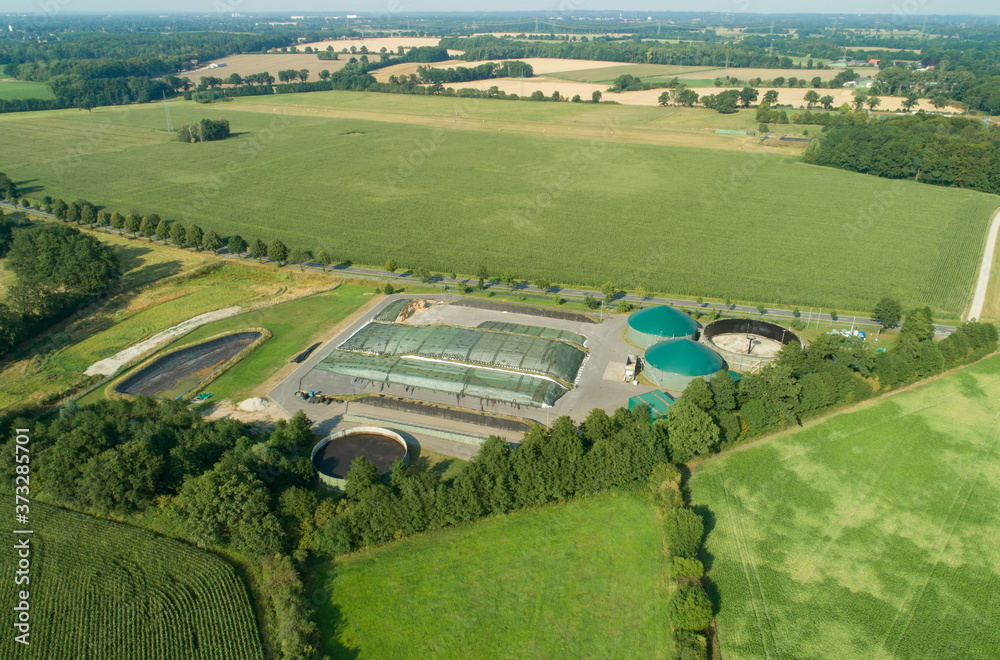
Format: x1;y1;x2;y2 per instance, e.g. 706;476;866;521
643;338;726;390
628;390;675;420
625;305;698;349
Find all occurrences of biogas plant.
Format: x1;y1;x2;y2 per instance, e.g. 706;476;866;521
269;296;808;491
274;296;805;441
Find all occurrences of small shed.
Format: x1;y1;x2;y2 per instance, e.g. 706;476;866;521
628;390;675;421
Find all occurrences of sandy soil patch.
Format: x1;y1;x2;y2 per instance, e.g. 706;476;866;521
471;32;632;39
446;76;605;100
181;53;348;82
679;87;950;113
204;400;290;426
84;306;243;377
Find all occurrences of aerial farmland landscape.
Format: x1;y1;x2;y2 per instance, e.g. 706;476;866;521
1;5;999;660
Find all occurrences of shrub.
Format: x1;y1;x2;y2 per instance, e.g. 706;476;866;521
668;583;713;631
664;508;704;558
673;630;709;660
670;556;705;579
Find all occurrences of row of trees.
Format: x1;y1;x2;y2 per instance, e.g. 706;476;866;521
649;465;713;658
414;60;534;84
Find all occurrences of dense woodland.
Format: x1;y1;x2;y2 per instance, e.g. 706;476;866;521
806;115;1000;195
0;212;120;360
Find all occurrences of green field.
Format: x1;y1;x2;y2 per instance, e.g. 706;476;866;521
0;501;263;659
316;493;671;658
2;92;997;315
0;79;56;101
689;355;1000;659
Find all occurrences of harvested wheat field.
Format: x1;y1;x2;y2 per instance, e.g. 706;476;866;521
181;53;349;82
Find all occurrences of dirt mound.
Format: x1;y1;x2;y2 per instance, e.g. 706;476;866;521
238;397;271;412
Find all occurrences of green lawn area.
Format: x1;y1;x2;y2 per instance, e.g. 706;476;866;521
0;78;55;101
154;284;373;402
2;92;996;316
689;354;1000;660
316;492;671;658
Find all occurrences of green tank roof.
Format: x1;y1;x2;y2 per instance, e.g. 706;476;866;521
644;338;725;377
627;306;698;339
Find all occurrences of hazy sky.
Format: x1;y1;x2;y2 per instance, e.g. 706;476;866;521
1;0;997;16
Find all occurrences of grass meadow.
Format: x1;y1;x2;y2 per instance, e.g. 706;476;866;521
0;79;55;100
2;92;997;316
0;501;263;659
316;492;671;658
689;355;1000;659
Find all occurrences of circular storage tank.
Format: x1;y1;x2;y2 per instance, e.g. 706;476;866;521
626;305;698;349
702;318;801;372
311;426;409;490
644;338;726;391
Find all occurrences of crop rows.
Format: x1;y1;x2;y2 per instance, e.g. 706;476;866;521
3;97;998;316
0;502;263;660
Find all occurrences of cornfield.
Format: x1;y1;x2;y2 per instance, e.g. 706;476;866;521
0;502;264;659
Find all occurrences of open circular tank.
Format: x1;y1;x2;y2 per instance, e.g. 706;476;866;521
702;318;801;372
311;426;409;490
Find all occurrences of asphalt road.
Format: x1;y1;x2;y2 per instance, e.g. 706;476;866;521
0;201;968;338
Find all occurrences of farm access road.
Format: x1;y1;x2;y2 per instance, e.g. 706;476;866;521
967;206;1000;321
320;263;963;339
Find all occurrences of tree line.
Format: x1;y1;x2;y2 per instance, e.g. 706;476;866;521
414;60;534;84
806;114;1000;195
